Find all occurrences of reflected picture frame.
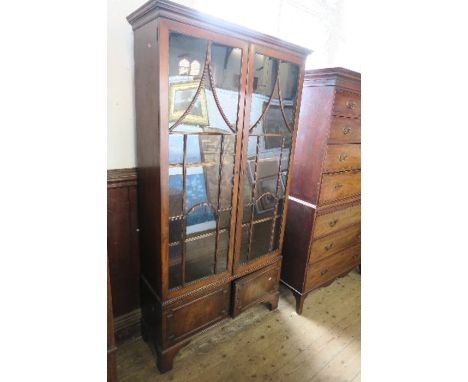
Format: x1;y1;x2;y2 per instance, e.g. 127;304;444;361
169;80;209;126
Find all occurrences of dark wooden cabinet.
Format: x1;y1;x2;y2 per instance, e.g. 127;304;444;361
126;0;310;372
281;67;361;315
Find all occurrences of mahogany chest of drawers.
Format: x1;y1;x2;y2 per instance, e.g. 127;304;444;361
281;67;361;314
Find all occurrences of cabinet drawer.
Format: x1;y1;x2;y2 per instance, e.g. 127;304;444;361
328;117;361;144
305;245;360;292
319;171;360;205
232;262;280;317
164;284;230;347
310;224;361;264
333;90;361;117
323;144;361;173
313;203;360;238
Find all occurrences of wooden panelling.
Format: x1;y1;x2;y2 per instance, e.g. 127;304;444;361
107;259;117;382
107;168;140;318
319;171;361;205
309;224;360;264
322;144;361;173
328;116;361;144
313;202;361;238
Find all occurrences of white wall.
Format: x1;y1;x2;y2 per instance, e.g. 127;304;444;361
107;0;361;169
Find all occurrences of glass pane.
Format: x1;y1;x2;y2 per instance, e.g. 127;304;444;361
279;61;299;127
202;43;242;132
169;218;183;243
250;54;278;128
186;205;216;237
169;244;182;289
169;33;209;132
260;102;290;135
185;236;216;283
220;156;235;209
239;54;299;265
239;225;250;264
169;135;184;164
216;230;230;273
218;209;232;229
169;167;183;217
185;166;218;211
167;32;243;286
169;33;242;134
250;219;274;260
253;193;277;219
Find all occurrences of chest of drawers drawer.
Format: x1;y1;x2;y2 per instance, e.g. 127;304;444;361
313;203;361;238
323;144;361;173
319;171;361;205
309;223;360;264
328;117;361;144
305;244;361;292
333;90;361;117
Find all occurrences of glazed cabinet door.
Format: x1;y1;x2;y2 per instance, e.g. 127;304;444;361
160;20;248;297
234;46;303;273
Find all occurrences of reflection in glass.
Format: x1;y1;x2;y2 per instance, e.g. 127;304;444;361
185;235;216;283
168;33;242;134
169;244;182;289
167;32;240;288
240;54;299;264
169;167;183;217
178;57;190;75
190;60;201;76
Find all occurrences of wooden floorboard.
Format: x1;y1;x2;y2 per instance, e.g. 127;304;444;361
116;270;361;382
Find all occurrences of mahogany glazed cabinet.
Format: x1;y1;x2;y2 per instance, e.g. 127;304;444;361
281;68;361;315
127;0;310;372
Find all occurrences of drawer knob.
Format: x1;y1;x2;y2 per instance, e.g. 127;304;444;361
334;183;344;190
324;242;334;251
346;100;357;110
343;126;352;135
329;219;338;227
339;153;348;161
320;269;329;276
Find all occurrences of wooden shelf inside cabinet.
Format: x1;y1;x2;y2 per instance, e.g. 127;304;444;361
281;67;361;315
127;0;310;373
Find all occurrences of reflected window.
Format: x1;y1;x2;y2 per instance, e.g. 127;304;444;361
190;60;201;76
178;57;190;75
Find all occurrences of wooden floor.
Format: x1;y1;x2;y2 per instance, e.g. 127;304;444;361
116;271;361;382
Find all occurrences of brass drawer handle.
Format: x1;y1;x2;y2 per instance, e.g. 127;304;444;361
329;219;338;227
320;269;329;276
343;126;352;135
334;183;343;190
324;242;334;251
346;100;357;110
339;153;348;161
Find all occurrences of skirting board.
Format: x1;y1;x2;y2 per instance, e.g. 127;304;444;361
114;308;142;344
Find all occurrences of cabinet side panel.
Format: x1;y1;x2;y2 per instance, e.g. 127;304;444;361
281;199;315;292
289;85;335;205
134;20;162;298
